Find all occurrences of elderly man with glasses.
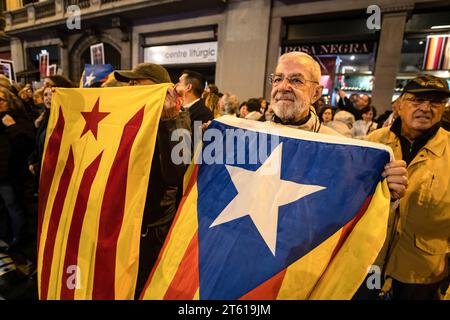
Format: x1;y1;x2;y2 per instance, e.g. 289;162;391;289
366;75;450;300
268;52;407;199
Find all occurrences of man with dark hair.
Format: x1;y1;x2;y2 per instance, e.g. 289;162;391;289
176;70;213;130
44;75;76;88
240;98;264;121
337;89;371;120
367;75;450;300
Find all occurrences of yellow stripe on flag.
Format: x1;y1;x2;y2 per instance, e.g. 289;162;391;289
309;181;390;299
38;84;170;299
277;229;341;299
115;87;167;299
141;183;199;299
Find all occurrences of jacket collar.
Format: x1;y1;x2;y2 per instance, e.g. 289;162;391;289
390;117;445;157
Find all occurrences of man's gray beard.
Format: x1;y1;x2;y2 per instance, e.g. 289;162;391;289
272;100;308;122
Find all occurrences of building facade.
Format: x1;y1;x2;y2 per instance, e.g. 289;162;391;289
2;0;450;112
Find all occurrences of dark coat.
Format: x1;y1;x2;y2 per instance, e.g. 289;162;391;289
338;97;363;120
188;98;214;130
0;110;35;184
28;111;48;186
136;110;192;297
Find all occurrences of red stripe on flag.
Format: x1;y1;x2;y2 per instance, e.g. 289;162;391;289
40;147;75;300
38;107;65;244
163;231;199;300
60;152;103;300
329;195;372;261
433;38;443;70
305;195;373;299
239;269;287;300
140;165;199;299
92;107;145;300
242;195;373;300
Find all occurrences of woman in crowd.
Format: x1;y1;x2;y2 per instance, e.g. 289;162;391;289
28;76;75;191
351;105;378;139
202;84;221;118
0;87;35;252
18;87;40;122
319;105;333;125
319;106;353;138
240;98;264;121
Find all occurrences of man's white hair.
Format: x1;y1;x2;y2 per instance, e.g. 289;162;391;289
278;52;321;82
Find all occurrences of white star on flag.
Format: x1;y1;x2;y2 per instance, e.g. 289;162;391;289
84;71;96;87
210;143;326;256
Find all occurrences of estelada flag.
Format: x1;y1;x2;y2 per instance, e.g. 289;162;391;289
81;64;115;87
141;115;393;300
37;84;170;300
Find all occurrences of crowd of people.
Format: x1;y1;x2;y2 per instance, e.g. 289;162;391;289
0;50;448;300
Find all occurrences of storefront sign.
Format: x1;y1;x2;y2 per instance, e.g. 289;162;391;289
144;41;217;65
281;42;375;55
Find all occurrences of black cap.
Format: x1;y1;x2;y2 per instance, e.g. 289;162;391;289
114;63;171;84
403;75;450;96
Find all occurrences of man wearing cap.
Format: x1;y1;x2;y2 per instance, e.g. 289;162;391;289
367;75;450;300
114;63;191;297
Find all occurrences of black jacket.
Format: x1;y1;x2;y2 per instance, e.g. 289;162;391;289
188;99;214;130
0;110;35;183
338;97;362;120
136;110;192;297
28;111;48;186
142;110;191;227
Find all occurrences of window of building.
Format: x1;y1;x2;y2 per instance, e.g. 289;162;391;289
396;7;450;99
283;12;379;106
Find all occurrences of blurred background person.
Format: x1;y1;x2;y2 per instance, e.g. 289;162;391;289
240;98;264;121
333;109;355;131
219;92;239;117
319;105;333;125
319;105;352;138
32;88;46;129
352;105;378;139
259;97;268;115
337;88;371;120
28;76;75;194
43;75;76;89
18;87;39;123
0;86;35;252
202;85;221;118
379;97;401;128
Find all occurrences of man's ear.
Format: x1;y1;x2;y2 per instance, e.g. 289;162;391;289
186;83;193;94
311;85;323;104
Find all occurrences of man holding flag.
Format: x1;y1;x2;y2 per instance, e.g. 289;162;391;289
141;52;408;300
114;63;191;297
268;52;407;200
37;62;190;300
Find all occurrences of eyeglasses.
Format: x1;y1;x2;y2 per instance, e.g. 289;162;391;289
269;74;319;88
403;96;448;108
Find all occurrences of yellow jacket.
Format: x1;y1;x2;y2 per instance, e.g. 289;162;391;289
367;127;450;284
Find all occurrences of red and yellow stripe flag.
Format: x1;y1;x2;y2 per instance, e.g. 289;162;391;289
37;84;170;300
141;116;392;300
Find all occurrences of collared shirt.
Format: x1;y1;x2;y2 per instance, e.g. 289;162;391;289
390;117;440;166
183;98;200;110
